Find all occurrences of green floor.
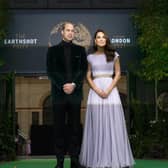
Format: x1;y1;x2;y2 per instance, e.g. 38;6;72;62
1;158;168;168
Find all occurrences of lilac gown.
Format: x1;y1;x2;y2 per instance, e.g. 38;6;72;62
79;53;135;168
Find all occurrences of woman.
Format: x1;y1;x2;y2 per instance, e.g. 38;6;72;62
79;29;135;168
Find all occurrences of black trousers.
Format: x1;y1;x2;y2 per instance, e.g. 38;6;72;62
52;94;82;158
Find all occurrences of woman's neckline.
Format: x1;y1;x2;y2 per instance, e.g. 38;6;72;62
92;52;105;56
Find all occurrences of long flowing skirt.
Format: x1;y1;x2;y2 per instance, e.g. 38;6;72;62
79;77;135;168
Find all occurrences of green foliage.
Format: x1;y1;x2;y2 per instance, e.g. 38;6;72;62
129;0;168;159
0;73;16;160
130;98;168;158
133;0;168;80
0;117;16;160
0;2;15;161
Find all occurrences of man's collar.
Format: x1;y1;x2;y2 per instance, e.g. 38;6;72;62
61;40;73;45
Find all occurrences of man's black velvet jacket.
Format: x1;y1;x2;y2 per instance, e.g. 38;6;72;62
46;41;87;99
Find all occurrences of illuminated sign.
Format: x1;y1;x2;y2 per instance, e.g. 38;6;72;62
3;33;38;48
4;38;37;45
110;35;133;48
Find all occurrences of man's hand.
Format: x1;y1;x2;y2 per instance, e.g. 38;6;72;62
63;83;76;94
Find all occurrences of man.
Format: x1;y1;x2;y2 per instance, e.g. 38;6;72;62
46;21;87;168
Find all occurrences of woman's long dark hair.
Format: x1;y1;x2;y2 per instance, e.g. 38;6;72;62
93;29;115;62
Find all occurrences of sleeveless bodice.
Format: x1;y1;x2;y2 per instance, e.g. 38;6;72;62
87;52;119;77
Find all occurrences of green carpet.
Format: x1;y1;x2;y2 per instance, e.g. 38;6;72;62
0;158;168;168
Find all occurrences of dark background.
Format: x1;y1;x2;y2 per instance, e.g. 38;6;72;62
0;9;140;74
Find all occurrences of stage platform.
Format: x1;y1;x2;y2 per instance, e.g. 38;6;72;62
1;157;168;168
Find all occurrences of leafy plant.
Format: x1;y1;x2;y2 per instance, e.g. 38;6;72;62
132;0;168;120
130;98;168;159
0;73;16;160
0;1;14;160
130;0;168;158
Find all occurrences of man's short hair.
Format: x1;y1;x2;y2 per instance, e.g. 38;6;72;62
61;21;74;31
